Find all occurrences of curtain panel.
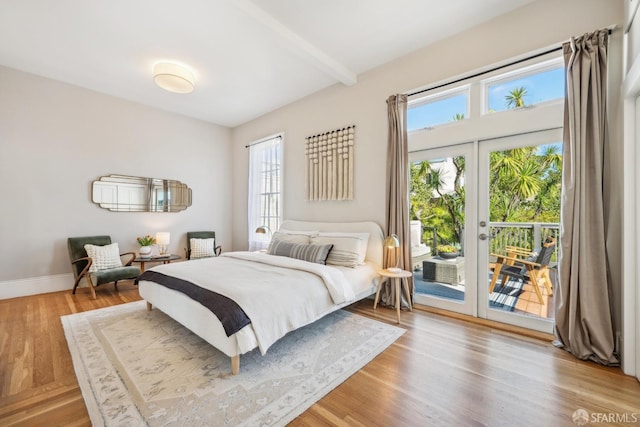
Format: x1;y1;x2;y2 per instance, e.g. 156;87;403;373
554;29;619;366
381;94;413;308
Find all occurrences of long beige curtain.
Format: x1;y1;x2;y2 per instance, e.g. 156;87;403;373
554;29;619;366
380;94;413;307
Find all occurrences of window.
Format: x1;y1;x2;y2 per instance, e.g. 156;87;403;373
408;87;468;132
484;58;564;113
248;134;282;251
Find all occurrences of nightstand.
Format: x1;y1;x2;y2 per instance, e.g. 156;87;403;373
374;269;413;323
133;254;181;272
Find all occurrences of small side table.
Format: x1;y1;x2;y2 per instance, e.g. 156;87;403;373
133;254;181;272
374;269;413;323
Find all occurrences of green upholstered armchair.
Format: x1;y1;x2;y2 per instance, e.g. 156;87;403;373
67;235;141;299
185;231;222;260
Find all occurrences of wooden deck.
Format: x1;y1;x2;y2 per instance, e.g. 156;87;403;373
414;263;558;320
512;267;558;320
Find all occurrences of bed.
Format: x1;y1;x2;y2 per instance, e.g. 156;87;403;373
138;220;383;374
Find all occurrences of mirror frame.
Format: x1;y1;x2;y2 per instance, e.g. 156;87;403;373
92;174;192;212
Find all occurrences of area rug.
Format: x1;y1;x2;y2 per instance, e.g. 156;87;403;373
61;300;405;427
489;277;525;311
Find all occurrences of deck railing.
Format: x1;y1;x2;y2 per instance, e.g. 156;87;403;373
420;221;560;265
489;222;560;265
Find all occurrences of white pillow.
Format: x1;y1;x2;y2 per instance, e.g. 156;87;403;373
190;238;216;259
310;232;369;268
84;243;123;273
277;229;319;237
268;231;311;247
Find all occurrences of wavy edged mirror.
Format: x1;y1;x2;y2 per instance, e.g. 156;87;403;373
92;174;192;212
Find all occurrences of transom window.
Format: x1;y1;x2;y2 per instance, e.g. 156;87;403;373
408;55;564;134
408;87;469;132
484;58;565;113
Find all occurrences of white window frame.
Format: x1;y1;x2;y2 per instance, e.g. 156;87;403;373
408;85;470;131
481;57;564;115
248;133;283;251
409;50;564;153
407;48;565;331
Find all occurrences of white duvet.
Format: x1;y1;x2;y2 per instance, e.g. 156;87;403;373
143;252;356;354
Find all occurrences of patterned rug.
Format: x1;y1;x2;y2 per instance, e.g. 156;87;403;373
61;301;404;426
489;277;526;311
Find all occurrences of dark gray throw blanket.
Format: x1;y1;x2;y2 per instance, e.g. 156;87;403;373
137;270;251;336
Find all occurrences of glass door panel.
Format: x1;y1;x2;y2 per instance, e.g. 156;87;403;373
409;143;476;316
477;129;562;333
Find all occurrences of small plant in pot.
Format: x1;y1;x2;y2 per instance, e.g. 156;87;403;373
136;234;156;258
437;244;459;259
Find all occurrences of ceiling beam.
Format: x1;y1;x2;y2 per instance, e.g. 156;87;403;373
233;0;357;86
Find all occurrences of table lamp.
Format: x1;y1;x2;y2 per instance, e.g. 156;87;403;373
384;234;402;273
255;225;272;235
156;232;170;255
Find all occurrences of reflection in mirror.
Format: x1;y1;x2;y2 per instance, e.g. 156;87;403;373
92;174;192;212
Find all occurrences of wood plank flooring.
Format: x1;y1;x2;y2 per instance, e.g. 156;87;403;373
1;283;639;426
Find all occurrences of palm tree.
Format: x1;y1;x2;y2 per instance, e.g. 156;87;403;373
505;86;528;108
410;161;433;221
452;113;465;121
410;159;465;246
488;145;561;223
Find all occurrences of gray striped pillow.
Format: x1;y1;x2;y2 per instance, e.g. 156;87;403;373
268;241;334;265
266;231;311;254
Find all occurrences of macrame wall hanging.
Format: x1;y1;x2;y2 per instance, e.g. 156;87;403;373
305;125;355;201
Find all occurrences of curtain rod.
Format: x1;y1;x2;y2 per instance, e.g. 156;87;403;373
245;134;282;148
305;125;355;140
407;27;614;98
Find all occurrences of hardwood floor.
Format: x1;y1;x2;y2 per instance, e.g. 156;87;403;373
0;283;141;427
1;284;639;426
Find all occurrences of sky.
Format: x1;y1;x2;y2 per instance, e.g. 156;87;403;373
408;66;565;132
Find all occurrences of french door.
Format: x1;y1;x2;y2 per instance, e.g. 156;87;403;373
410;128;562;333
409;143;477;316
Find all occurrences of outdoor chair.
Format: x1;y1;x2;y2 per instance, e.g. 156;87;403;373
185;231;222;260
489;236;556;304
67;235;141;299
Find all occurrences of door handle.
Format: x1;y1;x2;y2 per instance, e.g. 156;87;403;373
479;233;490;240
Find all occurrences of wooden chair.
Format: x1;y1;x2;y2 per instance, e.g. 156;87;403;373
185;231;222;260
490;237;556;304
67;236;140;299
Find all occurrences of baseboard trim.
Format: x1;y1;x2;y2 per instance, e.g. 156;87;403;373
414;304;556;342
0;273;74;300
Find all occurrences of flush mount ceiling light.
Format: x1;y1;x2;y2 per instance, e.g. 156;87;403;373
153;62;194;94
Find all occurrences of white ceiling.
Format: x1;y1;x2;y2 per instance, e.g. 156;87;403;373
0;0;534;128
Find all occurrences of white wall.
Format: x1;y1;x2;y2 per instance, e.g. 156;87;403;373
231;0;631;366
0;66;232;298
231;0;623;252
627;0;640;72
1;0;629;362
622;0;640;377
